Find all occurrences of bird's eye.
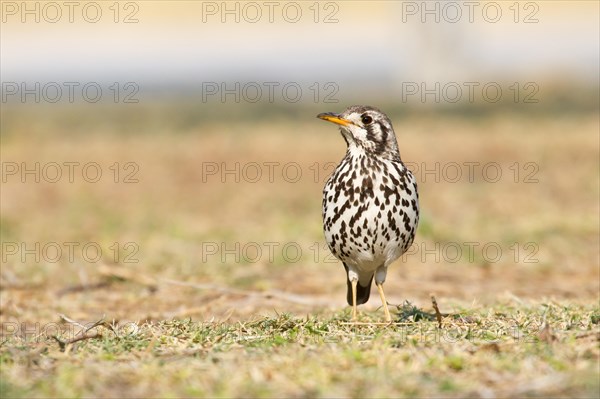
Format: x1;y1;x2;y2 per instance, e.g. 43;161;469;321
361;115;373;125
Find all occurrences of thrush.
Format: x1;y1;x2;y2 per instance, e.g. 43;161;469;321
317;105;419;322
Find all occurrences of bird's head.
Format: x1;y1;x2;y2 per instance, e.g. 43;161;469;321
317;105;401;160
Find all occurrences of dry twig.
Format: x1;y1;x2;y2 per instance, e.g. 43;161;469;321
56;281;112;296
53;314;108;351
52;331;103;352
430;294;443;329
537;313;557;343
162;278;328;306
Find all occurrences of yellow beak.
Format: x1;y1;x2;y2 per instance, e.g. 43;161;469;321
317;112;353;127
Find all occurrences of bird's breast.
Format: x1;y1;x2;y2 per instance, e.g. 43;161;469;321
322;156;419;270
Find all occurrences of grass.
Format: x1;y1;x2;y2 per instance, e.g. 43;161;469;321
1;303;599;398
1;104;599;397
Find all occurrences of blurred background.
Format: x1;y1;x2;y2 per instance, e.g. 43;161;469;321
1;1;599;323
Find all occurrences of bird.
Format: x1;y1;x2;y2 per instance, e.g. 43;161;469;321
317;105;419;322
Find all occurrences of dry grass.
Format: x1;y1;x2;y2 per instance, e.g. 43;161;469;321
1;105;599;397
1;304;599;398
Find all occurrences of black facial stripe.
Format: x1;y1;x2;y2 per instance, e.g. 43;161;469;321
364;121;388;155
366;122;376;143
380;123;388;144
374;123;388;155
341;131;350;147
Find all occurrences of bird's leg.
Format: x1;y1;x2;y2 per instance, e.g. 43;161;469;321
376;282;392;322
351;279;358;321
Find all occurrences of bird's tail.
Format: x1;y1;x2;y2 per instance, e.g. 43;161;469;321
343;264;373;305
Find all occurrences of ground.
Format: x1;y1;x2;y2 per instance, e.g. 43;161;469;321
1;105;599;397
